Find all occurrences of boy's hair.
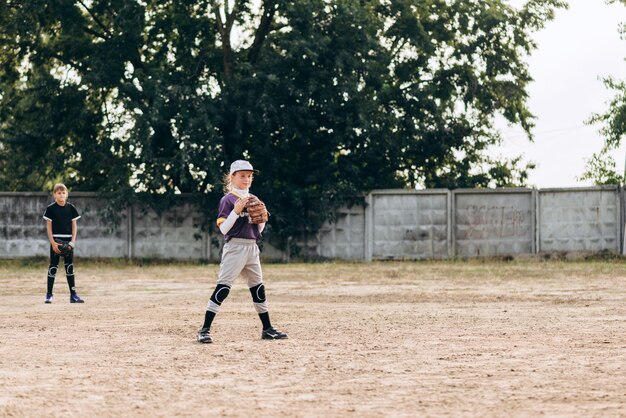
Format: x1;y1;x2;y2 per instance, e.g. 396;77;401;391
53;183;68;193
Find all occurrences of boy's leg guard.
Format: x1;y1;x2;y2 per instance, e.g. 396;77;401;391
47;265;58;295
64;253;76;293
47;249;60;294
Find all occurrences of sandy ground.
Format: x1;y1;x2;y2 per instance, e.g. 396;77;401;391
0;259;625;417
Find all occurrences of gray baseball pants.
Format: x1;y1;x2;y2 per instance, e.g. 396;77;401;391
206;238;268;314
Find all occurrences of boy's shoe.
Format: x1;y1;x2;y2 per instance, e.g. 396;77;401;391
197;327;213;343
70;293;84;303
45;293;53;304
261;327;288;340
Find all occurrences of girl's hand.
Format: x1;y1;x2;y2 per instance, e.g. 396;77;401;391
51;242;61;254
234;197;249;215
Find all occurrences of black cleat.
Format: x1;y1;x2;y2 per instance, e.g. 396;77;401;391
261;327;288;340
197;327;213;343
45;293;53;304
70;293;84;303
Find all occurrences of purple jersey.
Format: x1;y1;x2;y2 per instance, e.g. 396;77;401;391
216;192;262;242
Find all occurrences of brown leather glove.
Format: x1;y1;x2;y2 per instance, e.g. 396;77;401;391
246;195;269;224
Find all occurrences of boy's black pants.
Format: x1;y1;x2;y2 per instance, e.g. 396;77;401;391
47;244;76;295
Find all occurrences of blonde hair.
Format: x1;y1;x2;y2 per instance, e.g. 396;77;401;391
53;183;68;193
223;170;255;193
222;172;232;193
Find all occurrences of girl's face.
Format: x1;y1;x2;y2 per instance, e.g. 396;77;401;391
231;171;254;190
53;189;68;205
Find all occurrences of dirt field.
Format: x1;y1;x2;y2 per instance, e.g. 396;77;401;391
0;258;625;417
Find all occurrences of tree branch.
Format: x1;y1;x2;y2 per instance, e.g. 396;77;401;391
212;1;226;37
224;0;240;33
210;0;242;80
82;25;108;41
76;0;113;39
247;0;277;65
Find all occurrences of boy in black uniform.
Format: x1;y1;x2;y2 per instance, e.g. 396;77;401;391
42;183;84;304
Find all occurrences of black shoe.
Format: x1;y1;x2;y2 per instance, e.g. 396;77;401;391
261;327;288;340
45;293;53;304
197;327;213;343
70;293;84;303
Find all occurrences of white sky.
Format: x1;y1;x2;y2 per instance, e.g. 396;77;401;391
492;0;626;187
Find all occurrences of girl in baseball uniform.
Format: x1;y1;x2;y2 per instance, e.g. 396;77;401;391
197;160;287;343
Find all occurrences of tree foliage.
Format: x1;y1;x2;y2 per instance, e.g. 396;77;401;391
582;0;626;186
585;75;626;186
0;0;566;248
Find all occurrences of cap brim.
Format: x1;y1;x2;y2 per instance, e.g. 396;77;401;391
230;169;259;174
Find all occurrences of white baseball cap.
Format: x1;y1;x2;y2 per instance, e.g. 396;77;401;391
229;160;255;174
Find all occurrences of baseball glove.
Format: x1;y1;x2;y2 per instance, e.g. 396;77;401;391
246;195;269;224
54;239;74;256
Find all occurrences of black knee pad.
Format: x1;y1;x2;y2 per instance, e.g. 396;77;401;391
210;284;231;305
249;284;266;303
48;265;58;277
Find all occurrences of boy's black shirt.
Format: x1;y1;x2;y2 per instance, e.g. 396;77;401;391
43;202;80;237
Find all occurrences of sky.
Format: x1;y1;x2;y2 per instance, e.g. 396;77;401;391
491;0;626;188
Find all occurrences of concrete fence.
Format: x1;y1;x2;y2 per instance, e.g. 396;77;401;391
1;186;624;261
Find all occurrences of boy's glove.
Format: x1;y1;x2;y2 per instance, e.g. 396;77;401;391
246;195;269;224
54;239;74;256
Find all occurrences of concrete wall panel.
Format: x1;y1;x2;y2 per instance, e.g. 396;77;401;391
538;187;620;252
69;195;129;258
454;190;533;257
132;203;208;260
1;193;56;257
371;191;449;260
316;205;366;260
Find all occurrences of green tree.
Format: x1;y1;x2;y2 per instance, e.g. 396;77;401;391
585;75;626;186
0;0;566;249
582;0;626;186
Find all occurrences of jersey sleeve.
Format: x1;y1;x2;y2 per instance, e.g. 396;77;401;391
70;204;81;221
43;205;52;221
216;195;235;227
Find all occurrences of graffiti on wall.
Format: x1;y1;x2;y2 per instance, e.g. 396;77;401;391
463;205;529;240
